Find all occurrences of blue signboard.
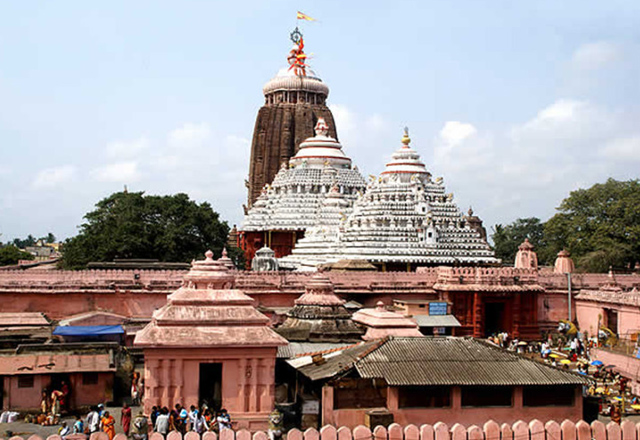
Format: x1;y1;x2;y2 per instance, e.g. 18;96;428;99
429;302;448;316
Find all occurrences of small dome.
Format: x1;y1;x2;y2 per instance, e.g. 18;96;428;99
289;118;351;168
381;128;429;180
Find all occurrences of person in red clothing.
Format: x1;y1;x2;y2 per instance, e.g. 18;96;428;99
121;402;132;436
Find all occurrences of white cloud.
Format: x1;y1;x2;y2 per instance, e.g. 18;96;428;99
439;121;478;146
32;165;76;189
571;42;621;71
329;104;355;141
168;122;211;148
431;97;640;231
106;137;149;158
600;136;640;161
92;161;140;183
365;114;388;132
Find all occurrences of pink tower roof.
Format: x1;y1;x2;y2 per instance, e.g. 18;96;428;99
554;249;575;274
514;239;538;270
352;301;422;340
134;250;287;348
294;272;345;306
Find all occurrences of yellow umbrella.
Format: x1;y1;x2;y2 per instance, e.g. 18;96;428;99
560;359;572;364
631;405;640;410
549;353;560;358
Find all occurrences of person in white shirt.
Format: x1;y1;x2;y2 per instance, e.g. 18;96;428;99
86;407;100;434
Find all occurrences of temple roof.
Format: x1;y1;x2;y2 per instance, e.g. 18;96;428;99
352;301;422;340
241;120;366;233
134;251;287;348
280;131;499;268
263;67;329;97
276;272;364;342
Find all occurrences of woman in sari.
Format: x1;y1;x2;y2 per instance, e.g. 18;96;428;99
101;411;116;440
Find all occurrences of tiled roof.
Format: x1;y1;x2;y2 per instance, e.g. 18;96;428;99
277;342;353;359
355;337;591;386
293;337;591;386
290;339;384;382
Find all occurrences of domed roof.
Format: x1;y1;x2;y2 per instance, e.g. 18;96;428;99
289;118;351;168
263;66;329;97
381;129;429;179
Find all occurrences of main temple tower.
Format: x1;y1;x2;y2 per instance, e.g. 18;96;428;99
246;28;337;209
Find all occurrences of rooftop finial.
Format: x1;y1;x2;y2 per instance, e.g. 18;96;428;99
401;127;411;147
287;27;308;77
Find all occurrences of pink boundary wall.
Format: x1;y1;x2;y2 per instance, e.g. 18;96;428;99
6;420;640;440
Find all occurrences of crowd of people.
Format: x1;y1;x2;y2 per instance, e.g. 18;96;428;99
489;328;640;424
149;404;232;436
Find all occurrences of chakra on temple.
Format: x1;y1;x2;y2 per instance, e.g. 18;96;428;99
240;118;367;264
246;28;338;210
280;129;499;270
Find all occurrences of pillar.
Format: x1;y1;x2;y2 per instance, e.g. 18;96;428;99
387;387;399;410
238;358;247;412
321;386;334;426
452;386;461;410
473;292;482;337
513;386;523;409
512;294;521;339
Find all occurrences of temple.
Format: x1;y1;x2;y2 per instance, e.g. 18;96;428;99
246;28;338;209
240;118;366;264
134;251;287;429
280;129;498;270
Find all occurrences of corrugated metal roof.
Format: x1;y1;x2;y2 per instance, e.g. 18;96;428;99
413;315;461;327
277;342;353;359
291;336;591;386
355;338;591;386
293;339;384;382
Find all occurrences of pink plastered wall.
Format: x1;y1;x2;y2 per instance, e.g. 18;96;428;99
2;372;113;410
322;386;583;430
4;419;640;440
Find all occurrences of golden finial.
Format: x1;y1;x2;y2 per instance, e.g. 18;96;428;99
401;126;411;146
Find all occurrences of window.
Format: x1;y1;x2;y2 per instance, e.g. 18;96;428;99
398;386;451;408
461;386;513;407
83;372;99;385
333;378;387;409
18;376;34;388
523;386;575;407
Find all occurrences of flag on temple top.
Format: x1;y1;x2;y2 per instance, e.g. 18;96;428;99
297;11;316;21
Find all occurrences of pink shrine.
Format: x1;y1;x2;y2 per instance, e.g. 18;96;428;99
134;250;287;430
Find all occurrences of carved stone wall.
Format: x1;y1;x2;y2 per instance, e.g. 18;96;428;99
247;103;337;208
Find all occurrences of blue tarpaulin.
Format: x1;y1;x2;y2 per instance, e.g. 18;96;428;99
53;325;124;336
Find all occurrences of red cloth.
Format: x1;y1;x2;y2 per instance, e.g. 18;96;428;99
121;407;132;436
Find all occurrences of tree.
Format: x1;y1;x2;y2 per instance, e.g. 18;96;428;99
491;218;547;264
12;234;36;249
544;178;640;272
61;191;243;269
0;245;35;266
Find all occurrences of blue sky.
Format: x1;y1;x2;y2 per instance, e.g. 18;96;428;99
1;1;639;242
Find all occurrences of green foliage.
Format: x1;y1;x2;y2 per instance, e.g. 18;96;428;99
491;218;546;264
61;191;235;269
491;179;640;271
0;245;35;266
544;178;640;272
9;233;56;248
